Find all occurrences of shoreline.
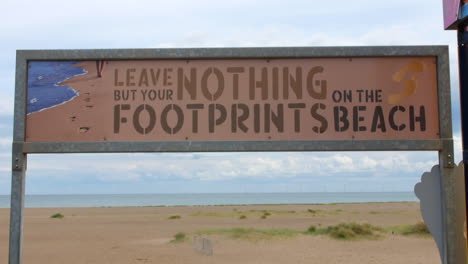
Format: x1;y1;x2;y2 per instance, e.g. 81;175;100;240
0;192;418;208
27;61;87;115
0;200;420;209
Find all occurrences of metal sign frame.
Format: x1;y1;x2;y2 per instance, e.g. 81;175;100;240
9;46;457;263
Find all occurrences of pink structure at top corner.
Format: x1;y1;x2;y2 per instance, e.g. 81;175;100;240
444;0;461;29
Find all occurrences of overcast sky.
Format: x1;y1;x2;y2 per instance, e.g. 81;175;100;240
0;0;461;194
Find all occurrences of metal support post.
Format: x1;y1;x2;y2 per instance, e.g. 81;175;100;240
440;140;457;264
458;21;468;264
9;143;26;264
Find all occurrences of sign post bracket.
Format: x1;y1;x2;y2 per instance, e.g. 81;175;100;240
441;139;455;168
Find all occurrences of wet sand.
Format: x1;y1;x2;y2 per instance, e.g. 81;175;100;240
0;202;439;263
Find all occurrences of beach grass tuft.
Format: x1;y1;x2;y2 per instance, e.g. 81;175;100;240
239;215;247;219
196;228;300;241
307;225;317;233
402;222;430;235
261;211;271;219
388;222;430;236
324;222;382;240
168;215;181;220
193;222;385;242
190;211;231;217
190;209;334;219
50;213;64;219
171;232;186;243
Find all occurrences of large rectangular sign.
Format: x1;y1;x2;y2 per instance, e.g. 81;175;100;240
10;47;457;264
25;57;439;142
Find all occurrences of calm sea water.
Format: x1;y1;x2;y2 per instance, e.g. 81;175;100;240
0;192;417;208
27;61;86;114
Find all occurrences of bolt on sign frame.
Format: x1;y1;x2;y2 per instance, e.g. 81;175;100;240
10;46;457;263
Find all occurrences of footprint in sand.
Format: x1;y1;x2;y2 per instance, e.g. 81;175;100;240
70;116;77;122
85;105;94;109
79;127;90;133
84;97;91;103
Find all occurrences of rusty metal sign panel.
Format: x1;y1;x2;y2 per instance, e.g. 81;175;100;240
25;57;439;142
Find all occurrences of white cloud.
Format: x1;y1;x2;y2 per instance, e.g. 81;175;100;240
0;0;457;193
151;16;455;48
453;133;463;163
0;96;14;115
24;150;437;184
0;137;11;147
361;156;378;169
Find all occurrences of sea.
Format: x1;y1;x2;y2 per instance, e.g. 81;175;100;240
27;61;86;114
0;192;417;208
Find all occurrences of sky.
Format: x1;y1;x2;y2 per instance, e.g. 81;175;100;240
0;0;462;194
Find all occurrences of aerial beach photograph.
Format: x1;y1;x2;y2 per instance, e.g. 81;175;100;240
1;0;467;264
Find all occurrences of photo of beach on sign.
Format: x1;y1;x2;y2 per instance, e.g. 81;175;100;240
26;60;112;142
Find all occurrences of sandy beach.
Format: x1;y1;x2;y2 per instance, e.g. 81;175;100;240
0;202;439;263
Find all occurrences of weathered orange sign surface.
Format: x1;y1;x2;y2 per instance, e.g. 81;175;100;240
25;57;439;142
